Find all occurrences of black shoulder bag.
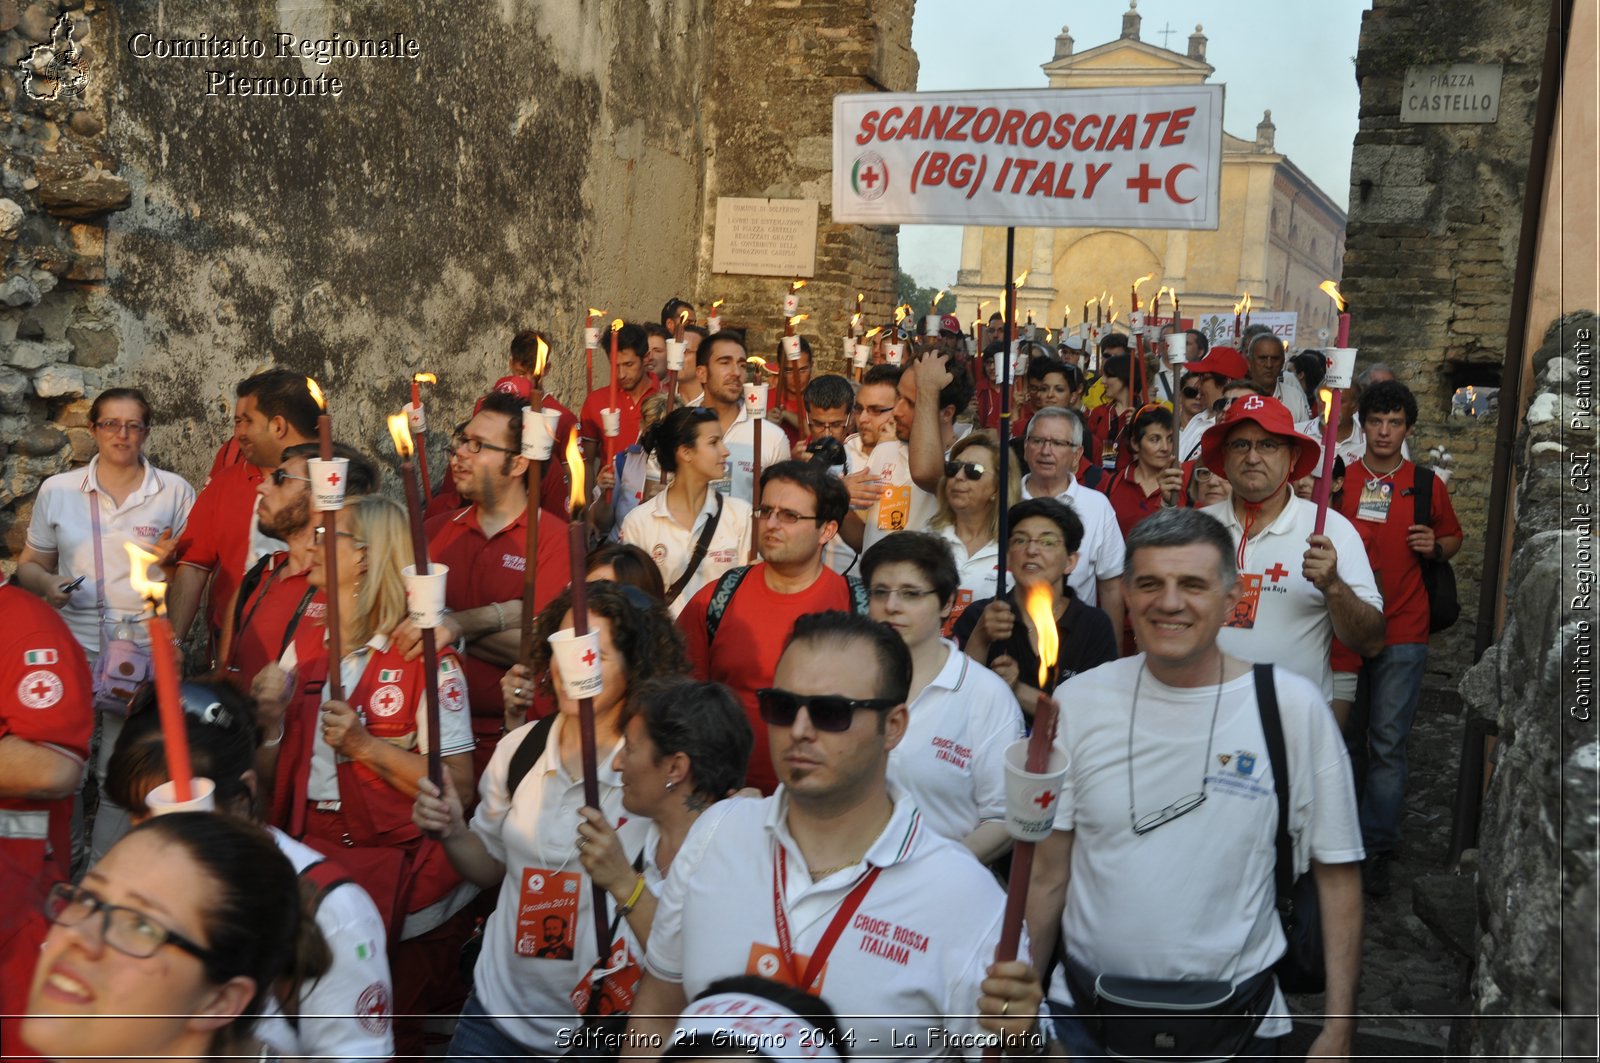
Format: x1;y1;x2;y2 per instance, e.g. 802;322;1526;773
664;493;723;608
1412;466;1460;633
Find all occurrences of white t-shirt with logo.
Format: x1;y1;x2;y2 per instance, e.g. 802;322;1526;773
935;524;1006;627
1202;493;1382;700
714;401;792;504
1048;656;1363;1038
888;643;1024;842
620;487;751;616
1018;474;1125;606
646;787;1030;1060
850;440;939;551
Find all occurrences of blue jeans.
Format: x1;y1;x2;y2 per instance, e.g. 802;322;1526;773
1358;642;1430;854
1047;999;1283;1060
447;993;551;1063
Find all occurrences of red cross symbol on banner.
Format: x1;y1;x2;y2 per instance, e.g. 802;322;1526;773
581;648;597;667
1126;163;1162;203
1265;563;1290;583
30;679;53;700
1033;789;1056;811
860;165;881;189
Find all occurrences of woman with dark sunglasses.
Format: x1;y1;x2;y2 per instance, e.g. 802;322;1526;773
929;431;1019;635
23;813;320;1063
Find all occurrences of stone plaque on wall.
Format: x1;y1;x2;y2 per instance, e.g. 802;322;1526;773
1400;63;1503;123
711;198;818;277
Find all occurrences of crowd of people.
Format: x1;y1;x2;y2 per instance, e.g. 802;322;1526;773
0;297;1462;1061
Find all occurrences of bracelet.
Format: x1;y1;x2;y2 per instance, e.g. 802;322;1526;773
615;875;647;915
492;601;506;632
261;725;284;748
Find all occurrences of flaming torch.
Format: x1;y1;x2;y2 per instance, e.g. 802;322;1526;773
708;298;724;334
1312;282;1353;535
853;292;865;335
388;414;443;793
604;318;625;496
584;308;604;394
407;372;437;502
562;429;613;961
746;356;775;559
127;541;199;807
783;278;807;317
307;378;344;698
982;582;1062;1062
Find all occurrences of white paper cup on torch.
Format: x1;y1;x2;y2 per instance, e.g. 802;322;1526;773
842;336;855;364
1165;331;1188;365
402;563;450;629
852;342;870;368
708;313;722;333
600;408;623;438
541;408;563;438
783;293;799;316
885;342;906;366
521;406;555;460
781;334;802;362
1323;348;1358;389
404;402;427;435
666;339;687;372
990;342;1028;384
924;314;941;337
145;777;217;816
307;458;351;512
1002;740;1070;842
548;628;604;700
1128;310;1146;336
584;326;599;348
743;383;769;417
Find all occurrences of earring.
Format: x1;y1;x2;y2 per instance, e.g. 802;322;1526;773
665;780;675;791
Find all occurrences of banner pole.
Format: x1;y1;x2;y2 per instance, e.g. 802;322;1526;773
995;226;1015;596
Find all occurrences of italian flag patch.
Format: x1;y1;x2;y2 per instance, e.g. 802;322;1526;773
378;668;403;683
24;649;58;665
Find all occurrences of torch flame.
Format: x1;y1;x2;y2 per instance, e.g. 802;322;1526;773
788;314;809;327
305;377;326;411
747;355;777;376
412;372;437;385
850;311;863;328
1085;295;1098;309
712;298;725;310
1319;280;1346;312
126;540;167;610
790;279;806;292
387;412;414;458
587;307;605;318
1243;292;1253;314
1233;296;1245;315
611;318;624;332
930;290;945;311
978;299;993;312
893;304;910;325
532;335;549;377
865;326;883;339
1024;582;1060;688
565;429;585;511
1132;273;1155;293
1318;388;1334;426
1013;269;1030;287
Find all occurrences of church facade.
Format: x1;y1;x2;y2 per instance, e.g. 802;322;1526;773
951;5;1346;347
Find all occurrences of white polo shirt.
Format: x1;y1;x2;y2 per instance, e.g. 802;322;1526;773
1018;474;1125;606
469;715;652;1053
1177;409;1214;464
1047;657;1363;1037
851;439;939;551
888;643;1024;841
1274;376;1312;422
256;829;394;1062
646;786;1028;1060
25;457;196;654
620;487;751;616
935;525;1006;626
712;401;791;504
1203;493;1383;700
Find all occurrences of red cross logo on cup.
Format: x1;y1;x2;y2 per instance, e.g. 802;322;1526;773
581;648;598;667
326;471;341;486
1033;789;1056;810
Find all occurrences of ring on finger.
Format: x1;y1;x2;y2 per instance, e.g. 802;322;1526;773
513;686;524;697
1000;1000;1010;1016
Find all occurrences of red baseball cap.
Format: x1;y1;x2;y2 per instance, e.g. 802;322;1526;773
473;375;533;414
939;313;963;336
1199;394;1321;481
1186;345;1249;380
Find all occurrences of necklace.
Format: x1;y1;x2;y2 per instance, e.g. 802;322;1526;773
805;802;895;880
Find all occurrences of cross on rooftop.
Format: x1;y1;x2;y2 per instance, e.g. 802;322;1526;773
1157;22;1176;49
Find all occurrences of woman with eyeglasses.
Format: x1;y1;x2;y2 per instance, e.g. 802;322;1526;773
104;682;392;1062
15;387;195;865
1185;462;1233;508
862;533;1023;862
254;494;478;1059
24;812;322;1063
928;431;1018;635
620;405;751;616
416;583;690;1060
955;498;1119;717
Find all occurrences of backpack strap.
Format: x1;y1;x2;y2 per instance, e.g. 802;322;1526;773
705;565;753;647
507;713;559;801
232;553;275;640
846;573;869;616
1252;663;1296;915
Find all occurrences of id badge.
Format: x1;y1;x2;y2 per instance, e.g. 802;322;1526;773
515;868;581;960
1357;479;1392;523
877;484;911;531
746;942;827;993
710;477;733;497
570;937;642;1015
1225;573;1263;630
942;589;974;637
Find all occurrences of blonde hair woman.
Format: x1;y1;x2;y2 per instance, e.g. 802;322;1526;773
929;430;1020;634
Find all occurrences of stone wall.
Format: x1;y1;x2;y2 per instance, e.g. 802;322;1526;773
1340;0;1547;682
1458;311;1598;1059
2;0;719;557
697;0;916;370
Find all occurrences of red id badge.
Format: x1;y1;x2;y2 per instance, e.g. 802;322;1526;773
1224;573;1264;630
515;868;581;960
942;589;975;637
570;937;642;1015
747;942;826;991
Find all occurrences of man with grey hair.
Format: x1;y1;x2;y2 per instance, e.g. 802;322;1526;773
1019;407;1125;641
1247;333;1312;422
1027;507;1364;1062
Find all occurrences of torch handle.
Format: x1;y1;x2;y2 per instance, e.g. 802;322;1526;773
420;627;443;795
148;613;195;802
521;459;542;666
1312;391;1342;536
414;430;433;503
319;415;344;701
750;418;763;561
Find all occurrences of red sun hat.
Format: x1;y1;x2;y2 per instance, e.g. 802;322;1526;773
1199;394;1322;481
1186;345;1249;380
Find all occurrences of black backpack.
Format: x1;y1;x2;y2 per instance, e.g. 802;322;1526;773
1412;466;1460;633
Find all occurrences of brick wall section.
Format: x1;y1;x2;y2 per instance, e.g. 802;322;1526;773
1340;0;1546;680
697;0;917;371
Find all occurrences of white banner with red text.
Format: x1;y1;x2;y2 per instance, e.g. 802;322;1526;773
832;86;1224;229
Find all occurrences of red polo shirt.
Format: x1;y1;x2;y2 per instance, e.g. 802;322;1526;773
1101;466;1166;539
425;504;570;769
224;552;325;697
580;376;660;456
1337;458;1462;646
174;460;268;639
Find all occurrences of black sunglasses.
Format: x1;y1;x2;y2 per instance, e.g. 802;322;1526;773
270;468;313;487
944;460;987;480
1181;386;1201;399
756;688;899;732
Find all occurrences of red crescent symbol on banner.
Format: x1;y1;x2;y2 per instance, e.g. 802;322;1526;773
1166;164;1197;204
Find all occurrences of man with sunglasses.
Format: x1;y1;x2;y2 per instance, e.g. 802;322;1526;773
626;611;1047;1060
1026;508;1364;1062
402;392;570;777
678;461;864;794
1173;345;1250;463
222;441;380;699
